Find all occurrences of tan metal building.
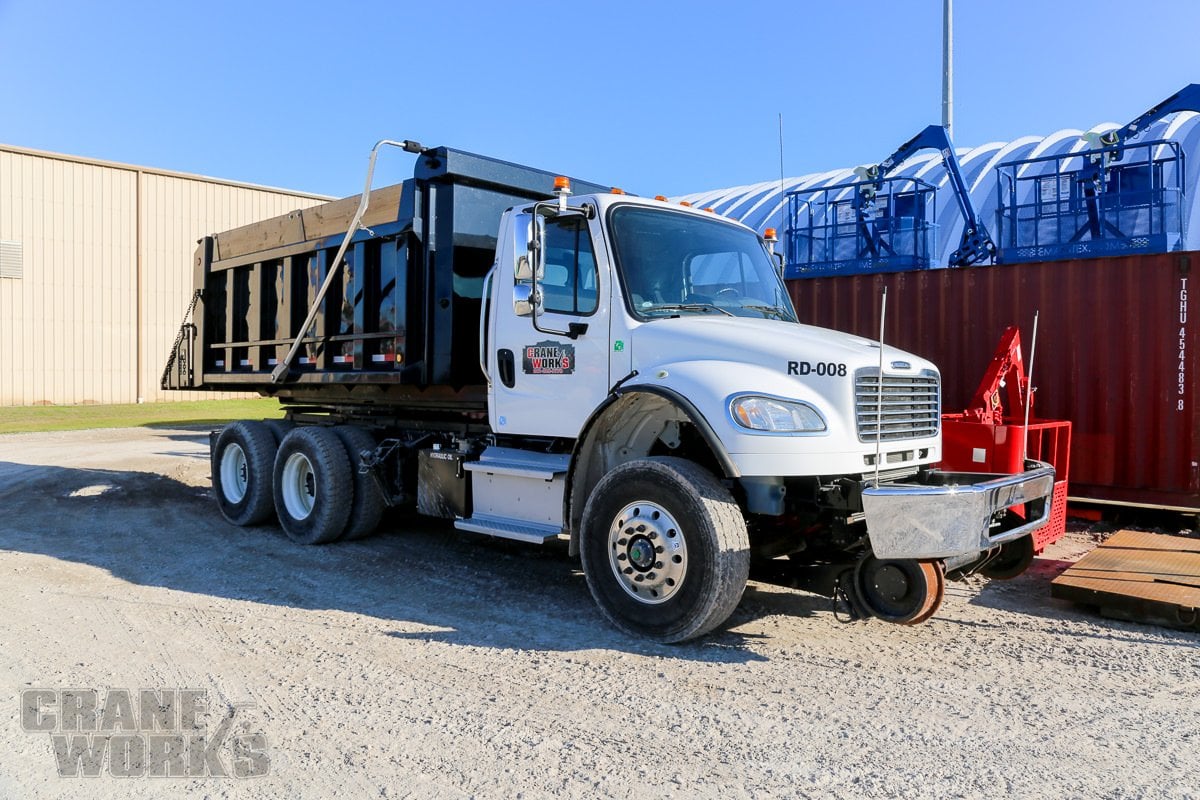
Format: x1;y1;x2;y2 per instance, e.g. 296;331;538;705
0;144;332;406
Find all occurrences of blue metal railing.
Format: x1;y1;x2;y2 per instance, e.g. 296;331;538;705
784;177;938;278
995;139;1186;264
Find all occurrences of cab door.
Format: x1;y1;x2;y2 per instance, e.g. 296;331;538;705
489;209;611;438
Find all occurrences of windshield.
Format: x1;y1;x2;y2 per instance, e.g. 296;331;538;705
608;205;797;322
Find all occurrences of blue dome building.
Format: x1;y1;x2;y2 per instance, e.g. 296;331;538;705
677;107;1200;275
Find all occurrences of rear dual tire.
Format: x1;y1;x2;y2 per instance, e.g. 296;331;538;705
273;427;354;545
212;421;277;526
213;421;384;544
331;425;386;542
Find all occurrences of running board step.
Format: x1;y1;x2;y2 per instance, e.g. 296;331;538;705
455;515;563;544
463;446;569;481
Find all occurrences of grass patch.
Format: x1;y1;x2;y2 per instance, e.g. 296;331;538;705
0;398;284;434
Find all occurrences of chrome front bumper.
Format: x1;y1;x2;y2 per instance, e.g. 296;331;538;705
860;460;1056;560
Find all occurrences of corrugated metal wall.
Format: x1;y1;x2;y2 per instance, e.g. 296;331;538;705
0;145;330;405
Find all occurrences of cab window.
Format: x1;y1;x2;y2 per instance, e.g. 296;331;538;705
542;216;598;315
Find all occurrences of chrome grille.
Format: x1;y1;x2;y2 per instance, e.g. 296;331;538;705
855;369;940;443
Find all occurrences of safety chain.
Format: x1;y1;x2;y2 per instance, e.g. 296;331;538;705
160;289;203;389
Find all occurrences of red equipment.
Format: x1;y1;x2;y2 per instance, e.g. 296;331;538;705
940;327;1071;559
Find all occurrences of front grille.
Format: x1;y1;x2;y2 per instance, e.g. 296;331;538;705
855;369;940;443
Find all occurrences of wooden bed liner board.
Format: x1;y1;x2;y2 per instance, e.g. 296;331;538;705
1051;529;1200;631
212;183;405;262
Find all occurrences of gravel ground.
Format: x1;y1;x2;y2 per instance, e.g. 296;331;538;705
0;426;1197;799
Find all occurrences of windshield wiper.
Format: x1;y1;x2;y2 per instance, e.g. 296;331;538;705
741;302;792;319
643;303;735;317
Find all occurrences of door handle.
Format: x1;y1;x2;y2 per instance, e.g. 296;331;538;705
497;349;516;388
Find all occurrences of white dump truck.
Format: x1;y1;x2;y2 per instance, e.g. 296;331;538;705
164;141;1054;641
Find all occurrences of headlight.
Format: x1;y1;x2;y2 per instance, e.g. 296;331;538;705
730;396;826;433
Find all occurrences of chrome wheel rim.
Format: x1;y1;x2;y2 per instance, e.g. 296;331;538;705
219;443;248;503
607;501;687;604
281;451;316;520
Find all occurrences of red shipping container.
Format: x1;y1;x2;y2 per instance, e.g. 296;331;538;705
790;251;1198;511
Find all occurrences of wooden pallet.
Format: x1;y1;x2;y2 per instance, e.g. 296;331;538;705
1051;529;1200;631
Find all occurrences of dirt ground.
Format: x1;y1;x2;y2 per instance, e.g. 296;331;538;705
0;426;1197;799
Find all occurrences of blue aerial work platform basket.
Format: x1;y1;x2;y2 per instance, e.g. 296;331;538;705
784;176;938;278
995;139;1186;264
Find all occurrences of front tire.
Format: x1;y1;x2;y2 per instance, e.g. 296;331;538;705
580;457;750;643
981;534;1035;580
272;427;352;545
212;420;277;526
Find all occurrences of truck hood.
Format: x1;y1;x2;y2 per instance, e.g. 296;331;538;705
626;314;940;456
629;315;935;375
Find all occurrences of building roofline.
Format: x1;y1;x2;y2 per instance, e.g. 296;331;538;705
0;142;337;201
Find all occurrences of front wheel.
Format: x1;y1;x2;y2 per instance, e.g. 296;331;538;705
580;457;750;643
981;534;1035;580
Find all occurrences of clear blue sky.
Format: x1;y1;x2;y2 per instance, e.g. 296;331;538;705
2;0;1197;198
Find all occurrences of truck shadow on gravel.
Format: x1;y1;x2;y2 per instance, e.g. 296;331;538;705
141;429;214;459
0;461;781;662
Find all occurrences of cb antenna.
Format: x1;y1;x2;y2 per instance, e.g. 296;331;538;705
778;113;787;235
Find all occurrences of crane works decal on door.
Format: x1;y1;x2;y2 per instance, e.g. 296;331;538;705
523;341;575;375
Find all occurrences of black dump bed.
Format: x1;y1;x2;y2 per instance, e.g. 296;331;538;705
162;147;607;413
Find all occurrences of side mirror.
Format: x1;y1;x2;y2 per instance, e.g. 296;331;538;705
513;283;536;317
531;214;547;286
515;254;533;282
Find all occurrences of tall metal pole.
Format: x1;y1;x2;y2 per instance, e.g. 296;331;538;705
942;0;954;137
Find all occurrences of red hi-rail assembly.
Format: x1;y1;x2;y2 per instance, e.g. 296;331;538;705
940;326;1072;555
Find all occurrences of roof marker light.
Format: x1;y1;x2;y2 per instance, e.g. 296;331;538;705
764;227;779;258
654;195;668;201
611;187;625;195
553;176;571;211
680;201;692;207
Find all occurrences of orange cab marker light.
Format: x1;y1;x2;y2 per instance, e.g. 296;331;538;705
553;176;570;190
704;207;715;213
680;201;692;207
654;195;668;201
611;187;625;195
